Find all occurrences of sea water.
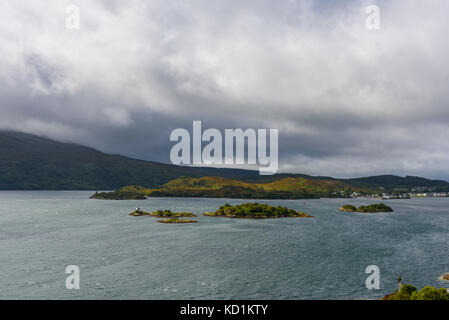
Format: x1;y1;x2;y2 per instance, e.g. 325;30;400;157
0;191;448;299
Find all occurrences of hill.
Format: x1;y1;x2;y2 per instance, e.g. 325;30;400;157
0;131;257;190
91;175;373;200
146;176;361;199
1;130;449;194
344;175;449;192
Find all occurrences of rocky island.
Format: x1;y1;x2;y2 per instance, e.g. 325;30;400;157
339;203;393;213
157;218;198;224
441;274;449;281
129;208;196;217
204;203;313;219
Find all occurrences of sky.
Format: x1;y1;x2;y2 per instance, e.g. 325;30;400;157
1;0;449;179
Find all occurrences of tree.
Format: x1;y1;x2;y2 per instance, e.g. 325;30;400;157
411;286;447;300
400;284;417;296
388;284;417;300
436;288;449;300
387;283;449;300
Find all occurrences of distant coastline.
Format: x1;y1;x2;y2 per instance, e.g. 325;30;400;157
90;176;449;201
2;131;449;194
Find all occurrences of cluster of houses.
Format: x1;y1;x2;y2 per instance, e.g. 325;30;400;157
409;192;449;197
349;191;449;199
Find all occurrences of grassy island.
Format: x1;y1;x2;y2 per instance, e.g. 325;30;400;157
204;203;313;219
89;175;371;200
157;218;198;224
339;204;358;212
91;190;146;200
129;208;151;216
339;203;393;213
129;209;196;217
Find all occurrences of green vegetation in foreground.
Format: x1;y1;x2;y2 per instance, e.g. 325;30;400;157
129;208;196;217
383;284;449;300
339;203;393;213
157;218;198;224
204;203;313;219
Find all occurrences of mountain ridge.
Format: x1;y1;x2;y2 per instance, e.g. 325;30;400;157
1;130;448;191
0;130;258;189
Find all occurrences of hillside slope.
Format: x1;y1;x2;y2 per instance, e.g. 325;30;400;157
147;176;362;199
1;130;449;192
344;175;449;191
0;131;257;190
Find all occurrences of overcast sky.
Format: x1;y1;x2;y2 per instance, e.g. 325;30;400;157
1;0;449;179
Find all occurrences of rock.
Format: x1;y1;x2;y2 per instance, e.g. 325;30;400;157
339;205;357;212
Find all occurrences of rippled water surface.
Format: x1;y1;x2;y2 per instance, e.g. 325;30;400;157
0;191;448;299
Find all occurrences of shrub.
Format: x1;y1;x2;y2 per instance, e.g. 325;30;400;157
387;284;448;301
400;284;417;296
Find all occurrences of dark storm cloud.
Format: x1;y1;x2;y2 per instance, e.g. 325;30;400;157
1;0;449;179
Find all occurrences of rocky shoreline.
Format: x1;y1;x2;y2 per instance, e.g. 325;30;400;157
157;218;198;224
203;212;313;219
129;208;196;217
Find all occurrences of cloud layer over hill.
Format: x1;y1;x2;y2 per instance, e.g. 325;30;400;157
1;0;449;179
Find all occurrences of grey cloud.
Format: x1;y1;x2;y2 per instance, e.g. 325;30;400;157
1;0;449;180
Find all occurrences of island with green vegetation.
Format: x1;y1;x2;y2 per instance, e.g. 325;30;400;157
90;176;371;200
89;173;449;201
129;208;196;217
157;218;198;224
383;284;449;300
339;203;393;213
339;204;358;212
91;187;148;200
204;203;313;219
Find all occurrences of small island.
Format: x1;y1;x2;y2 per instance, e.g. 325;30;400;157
91;190;147;200
129;208;196;217
441;274;449;281
339;203;393;213
204;203;313;219
157;218;198;224
91;186;150;200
